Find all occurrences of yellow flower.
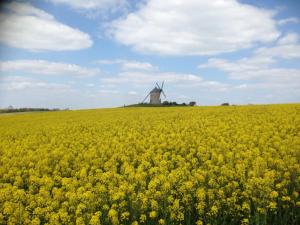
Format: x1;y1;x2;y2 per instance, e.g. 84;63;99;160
242;202;250;212
108;209;119;225
270;191;278;199
210;205;218;216
196;220;203;225
140;214;147;223
282;196;291;202
149;211;157;219
268;202;277;210
0;104;298;224
121;212;130;221
158;219;165;225
241;218;249;225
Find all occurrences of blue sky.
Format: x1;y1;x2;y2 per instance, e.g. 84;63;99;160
0;0;299;109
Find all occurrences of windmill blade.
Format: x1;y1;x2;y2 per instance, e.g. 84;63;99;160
162;90;166;98
142;92;150;103
161;81;164;89
155;82;161;89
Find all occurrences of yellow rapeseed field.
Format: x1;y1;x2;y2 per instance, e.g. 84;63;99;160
0;104;299;225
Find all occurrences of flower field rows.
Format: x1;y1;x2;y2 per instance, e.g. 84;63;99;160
0;105;299;225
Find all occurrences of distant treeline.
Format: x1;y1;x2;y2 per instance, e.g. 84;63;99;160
125;101;196;107
0;108;65;114
162;101;196;106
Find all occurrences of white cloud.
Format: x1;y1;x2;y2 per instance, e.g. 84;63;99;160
48;0;127;18
0;60;99;77
121;61;156;71
277;33;299;45
178;95;189;99
199;33;300;85
87;83;96;87
102;70;229;91
97;59;157;71
103;71;202;84
128;91;137;95
0;2;92;51
278;17;300;25
4;1;54;20
234;80;300;90
200;56;300;81
49;0;122;10
108;0;280;55
0;76;72;91
199;57;272;80
254;33;300;59
98;89;119;94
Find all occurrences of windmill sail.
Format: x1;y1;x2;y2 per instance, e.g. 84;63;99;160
142;81;166;104
142;92;151;103
161;81;166;98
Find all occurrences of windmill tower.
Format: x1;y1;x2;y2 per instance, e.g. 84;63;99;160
142;82;166;104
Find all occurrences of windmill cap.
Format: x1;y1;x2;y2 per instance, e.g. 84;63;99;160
150;87;161;93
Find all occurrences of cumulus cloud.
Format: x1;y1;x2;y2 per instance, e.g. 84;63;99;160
255;33;300;59
0;76;72;91
97;59;157;71
128;91;137;95
277;33;299;45
199;33;300;84
0;2;93;51
200;56;300;81
108;0;280;56
0;60;99;77
278;17;300;25
102;70;229;91
103;71;202;84
98;89;120;94
121;61;156;71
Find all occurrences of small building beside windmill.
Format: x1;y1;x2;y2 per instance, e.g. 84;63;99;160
150;87;162;104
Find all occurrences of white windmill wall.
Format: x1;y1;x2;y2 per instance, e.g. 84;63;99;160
150;92;161;104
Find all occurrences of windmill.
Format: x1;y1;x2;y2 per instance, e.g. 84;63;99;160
142;81;166;104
